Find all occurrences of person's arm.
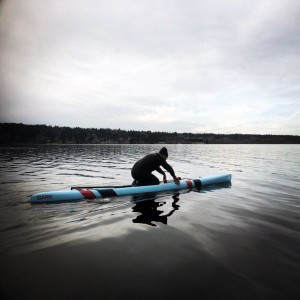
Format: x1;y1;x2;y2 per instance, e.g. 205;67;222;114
156;167;165;175
161;161;180;185
156;167;167;183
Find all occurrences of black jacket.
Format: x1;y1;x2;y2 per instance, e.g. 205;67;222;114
131;153;176;178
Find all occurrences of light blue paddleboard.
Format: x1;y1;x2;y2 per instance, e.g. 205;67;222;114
31;174;231;203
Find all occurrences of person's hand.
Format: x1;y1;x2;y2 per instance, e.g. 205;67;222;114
163;173;167;183
173;177;180;185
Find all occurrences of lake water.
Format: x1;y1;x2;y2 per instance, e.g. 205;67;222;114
0;144;299;300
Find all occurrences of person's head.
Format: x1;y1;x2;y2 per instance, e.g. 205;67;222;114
159;147;168;159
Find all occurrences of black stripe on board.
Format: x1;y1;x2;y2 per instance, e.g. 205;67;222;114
193;179;202;189
72;185;131;190
97;189;118;198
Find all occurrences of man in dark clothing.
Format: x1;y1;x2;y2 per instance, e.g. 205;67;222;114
131;147;180;186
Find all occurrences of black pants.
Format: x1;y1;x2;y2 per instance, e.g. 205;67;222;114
131;169;160;186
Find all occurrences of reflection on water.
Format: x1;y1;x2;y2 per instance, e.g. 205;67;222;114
132;193;180;226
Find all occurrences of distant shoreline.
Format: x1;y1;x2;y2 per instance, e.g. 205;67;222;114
1;123;300;144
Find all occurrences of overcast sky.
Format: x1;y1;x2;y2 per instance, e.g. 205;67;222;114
0;0;299;134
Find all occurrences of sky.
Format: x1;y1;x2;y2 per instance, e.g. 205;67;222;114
0;0;299;135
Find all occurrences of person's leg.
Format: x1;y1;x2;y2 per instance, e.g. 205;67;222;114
136;173;160;186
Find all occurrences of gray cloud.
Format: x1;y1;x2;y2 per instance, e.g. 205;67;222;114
0;0;299;134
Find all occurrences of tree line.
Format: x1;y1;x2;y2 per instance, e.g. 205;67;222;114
1;123;299;144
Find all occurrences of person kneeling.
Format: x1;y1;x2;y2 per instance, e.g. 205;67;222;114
131;147;180;186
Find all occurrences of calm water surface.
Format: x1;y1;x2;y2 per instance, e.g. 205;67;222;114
0;144;299;300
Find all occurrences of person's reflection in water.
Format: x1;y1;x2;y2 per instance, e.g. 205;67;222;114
132;193;180;226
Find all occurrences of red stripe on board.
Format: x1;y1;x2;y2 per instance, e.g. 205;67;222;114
185;180;193;189
80;190;96;199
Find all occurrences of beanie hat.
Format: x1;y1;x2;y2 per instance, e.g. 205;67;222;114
159;147;168;158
